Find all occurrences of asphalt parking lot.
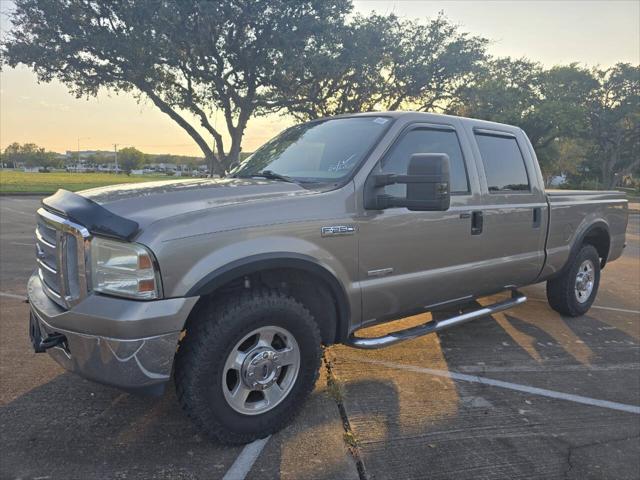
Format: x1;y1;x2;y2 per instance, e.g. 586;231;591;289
1;195;639;480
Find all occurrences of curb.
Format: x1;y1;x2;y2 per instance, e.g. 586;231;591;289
0;192;49;197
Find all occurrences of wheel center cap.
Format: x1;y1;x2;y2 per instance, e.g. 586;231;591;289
577;273;591;291
242;349;280;389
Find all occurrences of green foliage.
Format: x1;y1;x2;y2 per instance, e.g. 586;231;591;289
583;64;640;188
2;0;352;173
451;59;639;187
2;142;58;170
118;147;144;174
279;13;487;120
2;2;637;187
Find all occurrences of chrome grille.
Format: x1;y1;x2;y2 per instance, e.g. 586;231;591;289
35;208;91;308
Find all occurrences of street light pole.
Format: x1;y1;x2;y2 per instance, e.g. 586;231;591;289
76;137;90;171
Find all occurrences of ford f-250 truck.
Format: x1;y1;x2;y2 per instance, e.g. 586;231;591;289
28;112;628;444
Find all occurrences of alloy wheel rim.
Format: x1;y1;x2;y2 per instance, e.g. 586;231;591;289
222;325;300;415
574;259;595;304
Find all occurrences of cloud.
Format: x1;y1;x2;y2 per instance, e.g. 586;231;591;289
37;100;71;112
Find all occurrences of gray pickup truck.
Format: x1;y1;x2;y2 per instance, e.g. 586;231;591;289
28;112;628;444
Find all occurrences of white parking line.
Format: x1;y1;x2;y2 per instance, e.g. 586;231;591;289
527;297;640;315
222;436;271;480
590;305;640;315
354;357;640;415
0;291;27;300
0;206;32;215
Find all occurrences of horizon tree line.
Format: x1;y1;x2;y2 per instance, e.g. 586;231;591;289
2;0;638;188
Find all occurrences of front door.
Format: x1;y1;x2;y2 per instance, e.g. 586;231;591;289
357;122;484;325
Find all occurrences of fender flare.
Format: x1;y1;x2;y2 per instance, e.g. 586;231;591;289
185;252;351;343
556;220;611;278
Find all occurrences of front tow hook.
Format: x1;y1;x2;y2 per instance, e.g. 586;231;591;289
35;333;67;353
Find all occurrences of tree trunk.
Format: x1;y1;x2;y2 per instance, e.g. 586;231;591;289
206;152;223;177
606;168;619;189
601;150;619;189
225;121;249;173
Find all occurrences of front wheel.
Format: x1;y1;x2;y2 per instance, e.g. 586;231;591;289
546;244;601;317
174;290;322;444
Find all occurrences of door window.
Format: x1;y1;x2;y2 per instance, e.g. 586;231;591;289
474;133;530;193
381;127;470;197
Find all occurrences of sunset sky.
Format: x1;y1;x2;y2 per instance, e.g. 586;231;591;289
1;0;639;157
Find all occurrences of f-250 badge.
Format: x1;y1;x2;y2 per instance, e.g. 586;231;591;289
321;225;356;237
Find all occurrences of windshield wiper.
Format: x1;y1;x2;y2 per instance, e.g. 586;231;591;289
243;170;295;183
233;170;322;185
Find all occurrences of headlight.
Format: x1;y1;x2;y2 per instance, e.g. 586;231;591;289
90;237;161;300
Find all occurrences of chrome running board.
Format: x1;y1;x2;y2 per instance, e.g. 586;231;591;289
346;290;527;349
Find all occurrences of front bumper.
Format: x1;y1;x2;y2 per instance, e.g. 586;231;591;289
27;273;198;394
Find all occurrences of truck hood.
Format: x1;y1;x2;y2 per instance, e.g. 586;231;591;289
78;177;317;229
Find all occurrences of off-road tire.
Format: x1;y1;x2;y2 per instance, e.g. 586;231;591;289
174;289;322;444
546;244;601;317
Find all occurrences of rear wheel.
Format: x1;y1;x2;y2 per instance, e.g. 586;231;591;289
546;244;601;317
174;289;322;444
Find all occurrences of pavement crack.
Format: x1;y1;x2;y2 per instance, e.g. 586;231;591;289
562;433;640;480
323;349;369;480
564;444;575;480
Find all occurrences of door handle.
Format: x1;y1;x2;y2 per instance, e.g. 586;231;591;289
459;212;471;219
471;211;483;235
532;207;541;228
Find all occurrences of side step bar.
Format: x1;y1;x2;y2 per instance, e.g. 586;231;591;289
346;290;527;349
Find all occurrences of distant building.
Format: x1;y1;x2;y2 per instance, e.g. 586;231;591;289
65;150;115;161
55;149;206;174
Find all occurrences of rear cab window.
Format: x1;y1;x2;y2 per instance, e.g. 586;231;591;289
474;130;530;193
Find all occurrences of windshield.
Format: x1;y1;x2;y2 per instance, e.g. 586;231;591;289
229;116;392;184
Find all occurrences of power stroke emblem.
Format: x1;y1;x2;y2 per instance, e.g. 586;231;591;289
321;225;356;237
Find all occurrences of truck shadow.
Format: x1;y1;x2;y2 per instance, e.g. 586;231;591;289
0;372;247;479
323;300;640;478
435;296;638;372
1;299;636;479
0;367;373;480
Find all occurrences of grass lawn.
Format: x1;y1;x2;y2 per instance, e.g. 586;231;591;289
0;170;171;194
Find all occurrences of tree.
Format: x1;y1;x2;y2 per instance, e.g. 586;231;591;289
92;152;115;167
2;0;352;174
2;143;23;168
20;143;48;169
451;58;599;180
118;147;144;174
2;142;57;170
585;63;640;188
279;13;487;120
550;138;590;186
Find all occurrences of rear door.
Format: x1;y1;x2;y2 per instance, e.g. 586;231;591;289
462;125;548;291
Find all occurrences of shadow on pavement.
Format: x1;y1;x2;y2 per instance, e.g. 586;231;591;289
327;299;640;479
0;362;359;480
0;373;243;480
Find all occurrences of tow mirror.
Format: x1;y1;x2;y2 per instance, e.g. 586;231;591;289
364;153;451;211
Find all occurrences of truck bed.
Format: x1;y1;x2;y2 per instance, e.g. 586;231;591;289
546;189;627;200
541;189;628;279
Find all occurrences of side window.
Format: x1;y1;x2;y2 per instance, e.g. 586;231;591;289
474;133;530;193
381;128;470;197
